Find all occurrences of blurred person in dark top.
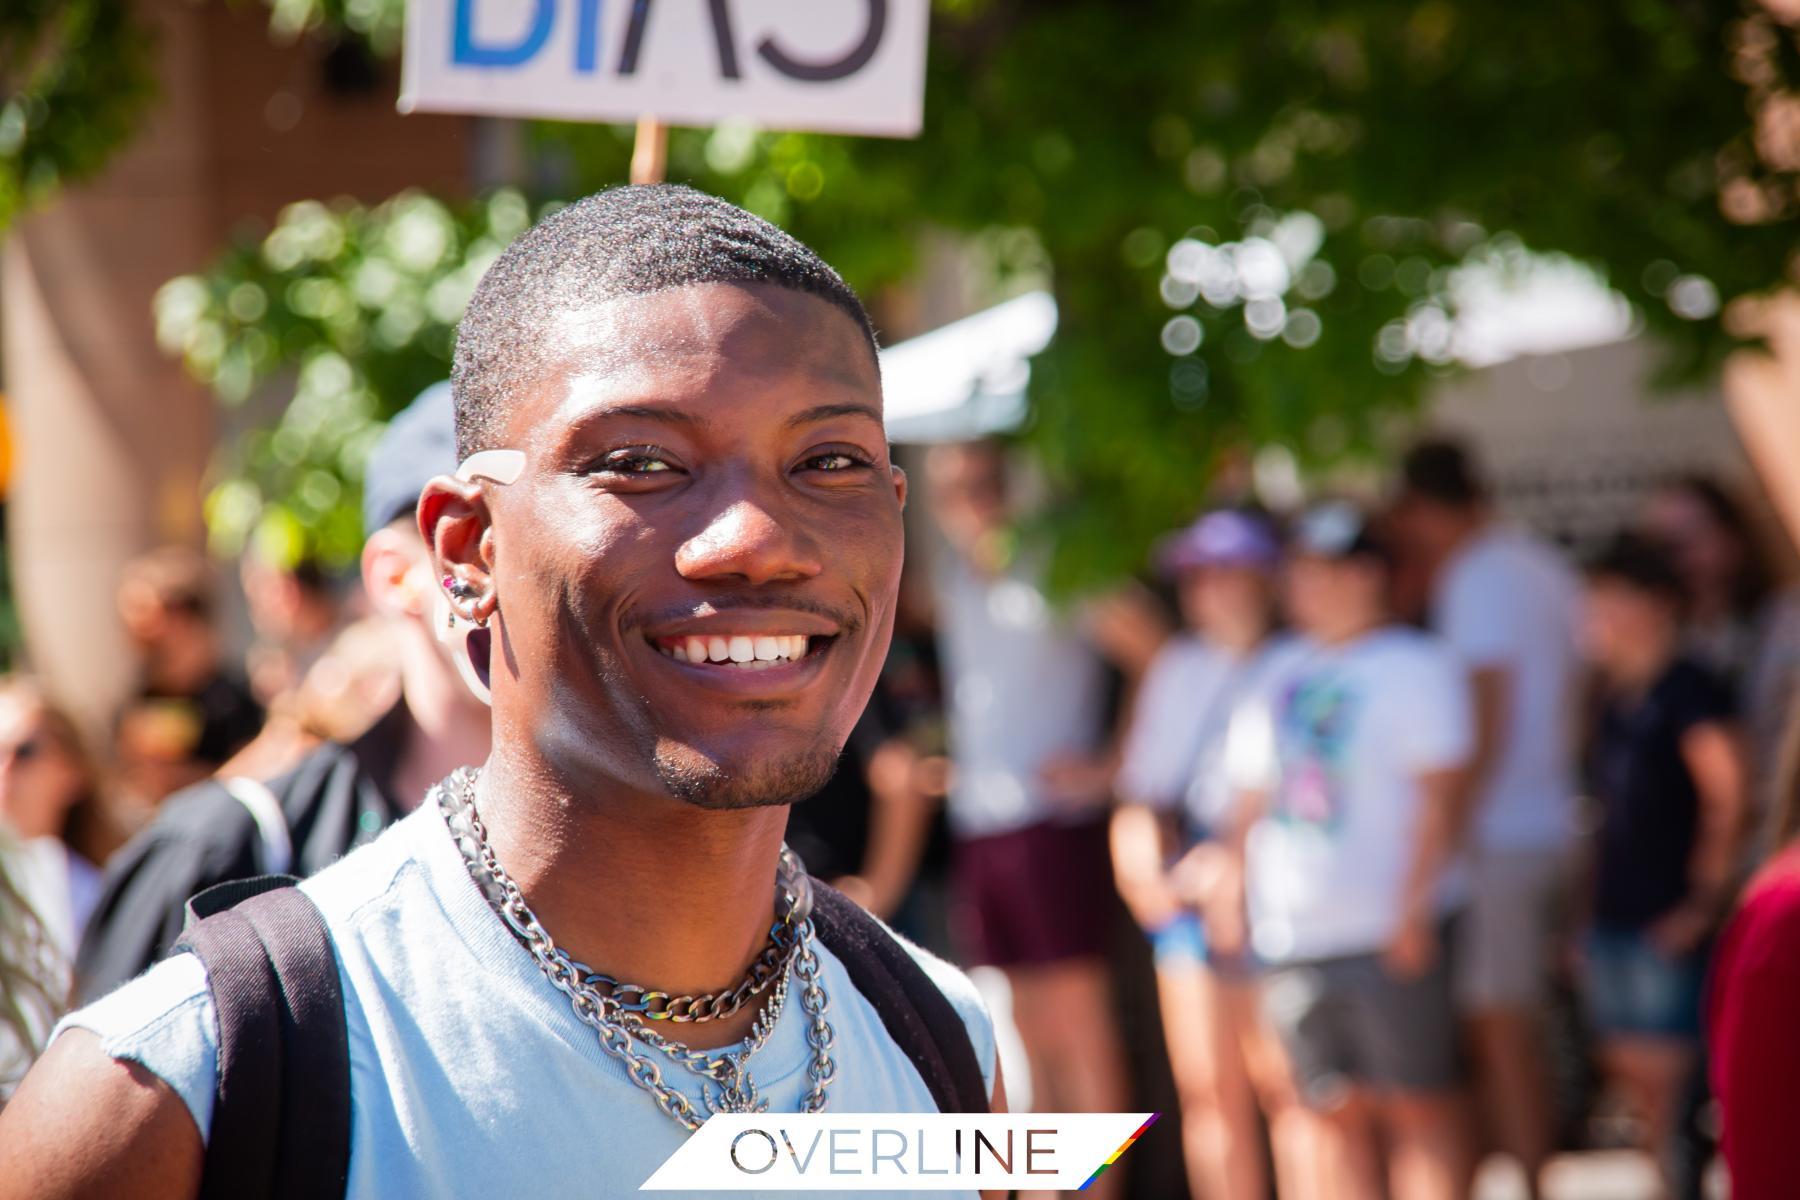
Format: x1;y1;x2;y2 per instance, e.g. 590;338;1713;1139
1639;477;1772;690
113;547;263;812
77;384;492;1001
1579;535;1746;1196
1391;439;1583;1199
782;582;948;922
926;440;1166;1165
783;712;934;922
1110;508;1305;1200
1708;701;1800;1199
0;681;120;962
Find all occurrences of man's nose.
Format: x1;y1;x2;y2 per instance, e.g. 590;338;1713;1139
675;492;824;586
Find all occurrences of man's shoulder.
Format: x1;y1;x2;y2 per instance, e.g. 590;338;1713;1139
295;805;438;931
129;738;367;847
1453;527;1577;595
1356;624;1436;659
53;952;218;1137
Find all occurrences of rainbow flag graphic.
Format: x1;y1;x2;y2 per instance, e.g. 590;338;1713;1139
1078;1112;1161;1191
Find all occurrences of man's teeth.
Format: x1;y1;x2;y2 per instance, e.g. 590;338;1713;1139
662;634;811;667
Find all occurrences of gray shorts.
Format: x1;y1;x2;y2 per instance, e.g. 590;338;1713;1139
1260;925;1463;1108
1454;847;1568;1010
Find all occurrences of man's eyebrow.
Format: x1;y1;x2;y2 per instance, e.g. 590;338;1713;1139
583;403;708;428
784;402;884;430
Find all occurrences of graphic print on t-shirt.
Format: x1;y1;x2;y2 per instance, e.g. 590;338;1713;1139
1272;672;1360;831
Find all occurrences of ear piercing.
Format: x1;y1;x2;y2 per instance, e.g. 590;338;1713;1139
442;575;490;629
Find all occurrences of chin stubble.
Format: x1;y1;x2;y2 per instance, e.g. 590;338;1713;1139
651;744;842;811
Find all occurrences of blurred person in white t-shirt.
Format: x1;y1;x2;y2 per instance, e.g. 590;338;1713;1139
1111;508;1309;1200
1223;501;1474;1200
1393;438;1582;1200
926;442;1166;1187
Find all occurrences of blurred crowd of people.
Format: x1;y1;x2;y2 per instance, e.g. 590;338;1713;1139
927;438;1800;1200
3;381;1800;1199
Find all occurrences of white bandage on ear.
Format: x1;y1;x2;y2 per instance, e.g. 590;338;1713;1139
455;449;525;485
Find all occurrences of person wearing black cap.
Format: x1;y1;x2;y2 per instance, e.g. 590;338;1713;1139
1220;500;1475;1200
74;384;493;1001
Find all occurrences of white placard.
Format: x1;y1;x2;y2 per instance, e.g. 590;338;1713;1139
401;0;929;137
640;1113;1160;1191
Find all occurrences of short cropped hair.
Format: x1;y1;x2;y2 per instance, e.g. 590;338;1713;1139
1400;438;1488;509
1585;533;1686;608
450;185;877;458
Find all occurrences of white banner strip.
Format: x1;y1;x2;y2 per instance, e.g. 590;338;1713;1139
640;1112;1159;1192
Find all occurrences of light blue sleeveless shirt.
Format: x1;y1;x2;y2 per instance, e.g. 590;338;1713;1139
57;801;996;1198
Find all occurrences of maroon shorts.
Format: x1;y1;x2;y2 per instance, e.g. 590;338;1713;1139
951;817;1115;968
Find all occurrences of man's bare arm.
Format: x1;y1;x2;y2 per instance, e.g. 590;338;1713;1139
1460;665;1511;835
0;1029;202;1200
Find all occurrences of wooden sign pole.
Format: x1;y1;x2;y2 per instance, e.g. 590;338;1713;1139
630;116;669;184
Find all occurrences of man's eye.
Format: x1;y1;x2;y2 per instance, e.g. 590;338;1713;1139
597;450;676;475
803;452;871;473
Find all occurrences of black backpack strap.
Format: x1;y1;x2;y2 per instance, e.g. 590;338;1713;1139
806;881;991;1114
175;880;352;1200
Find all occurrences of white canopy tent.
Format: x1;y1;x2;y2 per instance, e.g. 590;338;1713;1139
879;291;1057;444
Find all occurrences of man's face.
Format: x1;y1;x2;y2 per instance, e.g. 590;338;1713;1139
1580;577;1674;671
925;443;1008;558
1177;564;1271;637
469;283;904;810
1388;492;1457;563
1283;554;1380;638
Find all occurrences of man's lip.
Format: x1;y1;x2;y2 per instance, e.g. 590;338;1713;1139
638;610;843;640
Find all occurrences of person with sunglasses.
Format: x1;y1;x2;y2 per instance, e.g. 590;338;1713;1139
0;680;115;963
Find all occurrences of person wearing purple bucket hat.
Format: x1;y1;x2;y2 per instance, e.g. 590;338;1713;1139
1112;508;1311;1200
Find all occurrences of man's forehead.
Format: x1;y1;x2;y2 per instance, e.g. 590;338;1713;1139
548;282;874;390
491;284;882;449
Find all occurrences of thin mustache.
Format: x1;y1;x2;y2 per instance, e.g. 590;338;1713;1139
625;593;863;636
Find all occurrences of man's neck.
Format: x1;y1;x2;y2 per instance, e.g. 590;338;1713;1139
146;629;219;694
1606;636;1677;696
1314;614;1384;647
473;743;792;1050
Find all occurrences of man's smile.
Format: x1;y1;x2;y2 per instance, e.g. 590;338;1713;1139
633;608;848;697
651;632;823;668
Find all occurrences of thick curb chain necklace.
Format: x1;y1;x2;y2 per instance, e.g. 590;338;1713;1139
436;767;836;1132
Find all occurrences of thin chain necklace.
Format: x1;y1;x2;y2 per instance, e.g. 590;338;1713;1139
435;767;836;1131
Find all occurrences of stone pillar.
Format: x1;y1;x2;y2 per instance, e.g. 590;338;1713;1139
2;0;215;735
1;0;472;736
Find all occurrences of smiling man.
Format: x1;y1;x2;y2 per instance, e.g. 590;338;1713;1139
0;186;1000;1199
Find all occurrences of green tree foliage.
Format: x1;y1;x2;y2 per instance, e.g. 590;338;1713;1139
0;1;155;229
157;191;536;566
161;0;1796;589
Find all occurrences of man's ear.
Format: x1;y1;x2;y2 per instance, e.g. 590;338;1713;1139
890;464;908;511
418;475;498;626
360;526;430;620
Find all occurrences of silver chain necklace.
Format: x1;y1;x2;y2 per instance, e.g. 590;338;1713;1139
436;767;836;1131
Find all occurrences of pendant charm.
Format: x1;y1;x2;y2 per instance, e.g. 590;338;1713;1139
706;1062;767;1116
